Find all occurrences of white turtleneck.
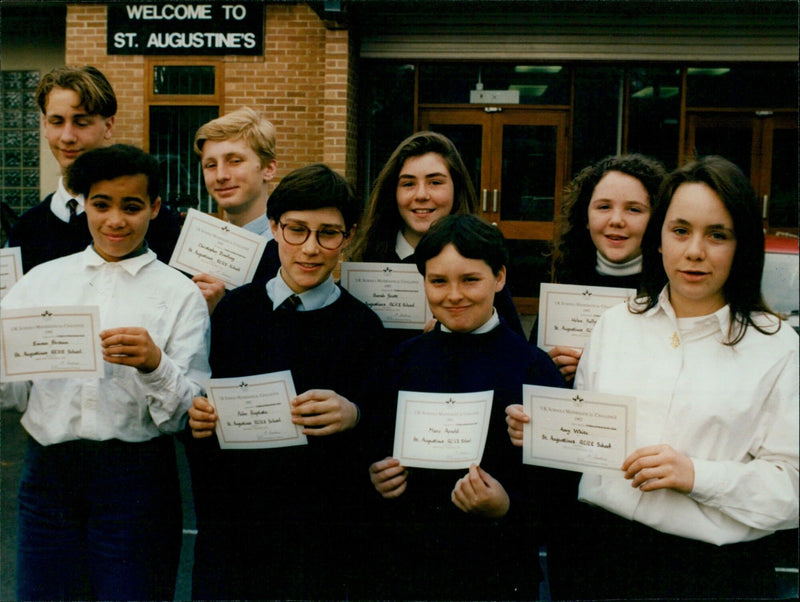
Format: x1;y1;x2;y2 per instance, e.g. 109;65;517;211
596;251;642;277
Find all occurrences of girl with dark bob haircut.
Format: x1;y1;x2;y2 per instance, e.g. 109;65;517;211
414;214;508;277
636;154;780;344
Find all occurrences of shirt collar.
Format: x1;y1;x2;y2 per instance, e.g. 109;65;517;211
266;270;340;312
51;178;85;223
240;213;273;241
82;243;157;275
652;286;731;334
440;308;500;334
395;230;415;261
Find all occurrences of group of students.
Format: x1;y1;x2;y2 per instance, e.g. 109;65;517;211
0;64;797;601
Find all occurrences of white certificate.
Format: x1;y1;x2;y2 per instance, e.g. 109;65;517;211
0;306;104;382
393;390;493;469
537;283;634;350
0;247;23;300
169;208;267;289
205;370;308;450
340;262;432;330
522;385;636;476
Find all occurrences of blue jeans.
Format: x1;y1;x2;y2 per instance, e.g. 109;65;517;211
16;436;182;601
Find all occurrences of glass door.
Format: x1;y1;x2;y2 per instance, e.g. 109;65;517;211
685;112;798;233
420;107;569;313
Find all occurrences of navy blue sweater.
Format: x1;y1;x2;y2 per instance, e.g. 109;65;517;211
364;321;565;600
185;282;384;599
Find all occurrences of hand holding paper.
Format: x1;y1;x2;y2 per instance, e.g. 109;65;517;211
100;327;162;373
291;389;359;435
505;403;528;447
369;457;409;499
622;444;695;493
189;396;218;439
451;463;509;519
547;346;583;382
192;273;227;314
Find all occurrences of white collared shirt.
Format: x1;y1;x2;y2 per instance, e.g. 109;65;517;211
50;177;84;222
266;270;340;312
440;308;500;334
0;246;211;445
575;287;799;545
395;230;415;261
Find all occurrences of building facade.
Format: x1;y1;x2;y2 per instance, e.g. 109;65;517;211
2;0;797;311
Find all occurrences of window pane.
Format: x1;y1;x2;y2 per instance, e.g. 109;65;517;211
768;128;798;230
426;124;483;197
692;125;753;174
687;64;798;109
628;66;680;169
153;66;215;95
419;63;569;105
0;69;40;239
501;124;556;222
505;239;553;298
149;106;219;216
572;66;622;174
357;62;415;201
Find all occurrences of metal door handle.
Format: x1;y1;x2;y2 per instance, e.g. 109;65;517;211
762;195;769;220
482;189;489;212
492;189;499;213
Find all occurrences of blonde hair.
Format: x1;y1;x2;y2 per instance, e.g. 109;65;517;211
194;107;276;166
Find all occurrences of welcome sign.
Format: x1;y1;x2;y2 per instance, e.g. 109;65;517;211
107;3;265;55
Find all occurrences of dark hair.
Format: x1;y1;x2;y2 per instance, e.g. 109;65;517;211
267;164;360;230
348;131;479;260
36;66;117;117
66;144;160;202
554;154;666;283
636;155;780;344
414;214;508;277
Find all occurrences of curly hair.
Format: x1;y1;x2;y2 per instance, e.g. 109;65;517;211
553;154;666;284
347;131;478;261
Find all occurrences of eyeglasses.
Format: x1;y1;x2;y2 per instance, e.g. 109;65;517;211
278;221;348;250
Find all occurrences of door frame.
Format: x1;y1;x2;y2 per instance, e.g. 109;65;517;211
684;111;798;233
419;106;570;313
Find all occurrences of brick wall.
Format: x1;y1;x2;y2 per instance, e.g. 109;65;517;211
64;3;356;186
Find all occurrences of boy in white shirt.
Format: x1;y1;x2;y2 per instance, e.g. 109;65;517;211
1;143;210;600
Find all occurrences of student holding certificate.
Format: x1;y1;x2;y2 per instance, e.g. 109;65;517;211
189;107;280;313
367;215;564;600
1;145;211;600
532;154;666;382
185;164;384;600
347;131;523;347
508;156;798;599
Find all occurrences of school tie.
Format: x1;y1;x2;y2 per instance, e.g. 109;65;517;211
66;199;78;222
277;294;302;311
